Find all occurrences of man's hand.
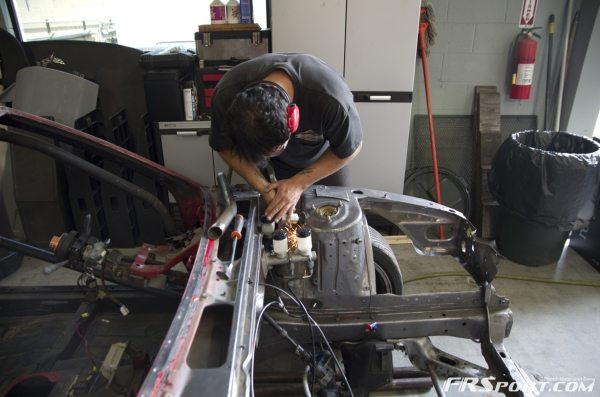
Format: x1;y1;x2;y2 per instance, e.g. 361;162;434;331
263;178;305;222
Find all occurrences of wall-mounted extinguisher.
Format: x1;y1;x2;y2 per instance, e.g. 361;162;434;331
510;28;541;100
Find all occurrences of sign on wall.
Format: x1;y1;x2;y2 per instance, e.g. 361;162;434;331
519;0;538;28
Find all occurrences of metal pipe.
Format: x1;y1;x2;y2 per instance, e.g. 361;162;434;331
253;377;434;395
376;377;434;391
302;365;311;397
554;0;573;131
208;172;237;240
428;363;447;397
0;236;58;263
0;127;178;236
219;214;244;280
392;366;431;379
544;14;555;130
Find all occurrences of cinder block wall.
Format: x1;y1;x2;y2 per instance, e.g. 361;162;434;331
413;0;568;126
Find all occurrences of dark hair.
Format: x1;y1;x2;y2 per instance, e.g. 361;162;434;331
225;82;290;165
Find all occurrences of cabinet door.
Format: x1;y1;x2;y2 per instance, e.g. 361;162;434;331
161;134;217;187
161;134;244;190
270;0;346;76
345;0;420;91
349;102;412;194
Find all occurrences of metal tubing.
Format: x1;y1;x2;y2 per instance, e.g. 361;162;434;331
544;14;555;130
0;236;58;263
222;214;244;279
428;363;447;397
554;0;573;130
376;377;434;391
208;172;237;240
0;128;177;236
393;366;432;379
302;366;311;397
252;377;434;395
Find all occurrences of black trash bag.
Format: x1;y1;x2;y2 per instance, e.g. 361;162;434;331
489;130;600;231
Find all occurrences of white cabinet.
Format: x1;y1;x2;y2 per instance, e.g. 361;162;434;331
271;0;347;76
349;102;413;193
158;121;243;191
270;0;421;194
344;0;420;91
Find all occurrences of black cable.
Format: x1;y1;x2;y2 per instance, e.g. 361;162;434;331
262;283;355;397
250;301;279;397
285;279;317;394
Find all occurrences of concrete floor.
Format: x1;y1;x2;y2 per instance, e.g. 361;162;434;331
1;241;599;396
376;242;600;397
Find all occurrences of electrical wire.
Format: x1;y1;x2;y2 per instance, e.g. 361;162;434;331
403;271;600;288
250;300;279;397
286;279;317;394
75;324;98;368
262;283;355;397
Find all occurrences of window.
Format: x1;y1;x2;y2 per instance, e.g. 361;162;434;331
10;0;267;50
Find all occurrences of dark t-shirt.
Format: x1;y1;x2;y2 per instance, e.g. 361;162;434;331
209;53;363;169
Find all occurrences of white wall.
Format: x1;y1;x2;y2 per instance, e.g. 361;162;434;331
412;0;568;126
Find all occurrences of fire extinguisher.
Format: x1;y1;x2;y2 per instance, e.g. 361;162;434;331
510;28;542;100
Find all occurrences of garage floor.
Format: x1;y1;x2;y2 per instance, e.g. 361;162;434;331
377;242;600;397
1;241;599;397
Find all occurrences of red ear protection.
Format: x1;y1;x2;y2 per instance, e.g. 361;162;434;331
247;80;300;134
288;103;300;134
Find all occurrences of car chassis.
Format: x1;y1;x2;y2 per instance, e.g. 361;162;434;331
0;107;536;397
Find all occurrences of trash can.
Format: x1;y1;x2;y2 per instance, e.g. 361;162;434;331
489;130;600;266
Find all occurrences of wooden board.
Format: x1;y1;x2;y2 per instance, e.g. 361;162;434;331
198;23;261;32
384;235;412;245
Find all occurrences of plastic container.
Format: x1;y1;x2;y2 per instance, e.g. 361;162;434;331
226;0;241;24
489;130;600;266
210;0;226;24
496;206;571;266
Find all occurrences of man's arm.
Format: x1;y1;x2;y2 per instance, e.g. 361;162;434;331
264;143;362;222
217;149;276;203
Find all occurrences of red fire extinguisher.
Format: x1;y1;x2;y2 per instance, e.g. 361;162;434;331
510;28;541;100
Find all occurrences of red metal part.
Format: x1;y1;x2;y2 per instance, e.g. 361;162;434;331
129;241;201;278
